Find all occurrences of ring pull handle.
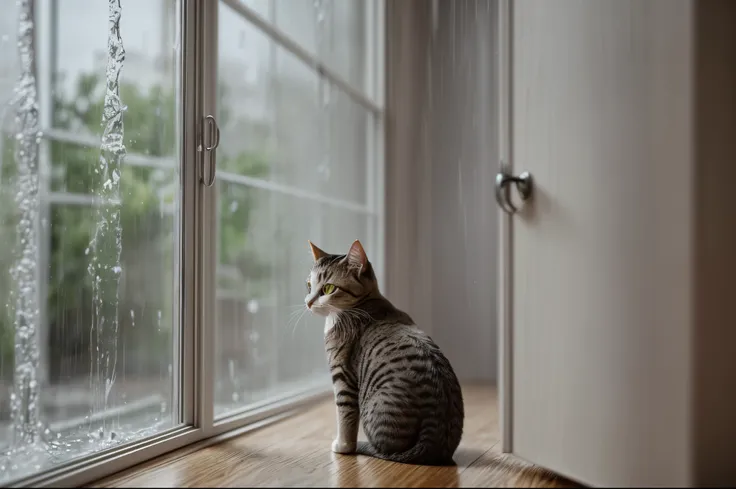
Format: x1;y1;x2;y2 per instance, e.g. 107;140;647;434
201;115;220;187
495;170;533;214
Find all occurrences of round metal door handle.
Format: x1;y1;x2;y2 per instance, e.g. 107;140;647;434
495;170;533;214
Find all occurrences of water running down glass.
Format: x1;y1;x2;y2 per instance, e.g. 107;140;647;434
0;0;180;482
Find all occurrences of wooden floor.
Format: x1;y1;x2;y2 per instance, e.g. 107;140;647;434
91;385;580;488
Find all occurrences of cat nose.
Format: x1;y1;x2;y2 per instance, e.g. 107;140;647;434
307;297;317;309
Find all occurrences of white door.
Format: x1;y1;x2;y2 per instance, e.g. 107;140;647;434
499;0;695;486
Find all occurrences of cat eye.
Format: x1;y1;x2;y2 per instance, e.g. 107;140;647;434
322;283;336;295
306;280;311;293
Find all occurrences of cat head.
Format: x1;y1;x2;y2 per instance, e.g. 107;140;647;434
304;240;377;317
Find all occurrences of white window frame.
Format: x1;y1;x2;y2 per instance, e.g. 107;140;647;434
8;0;385;486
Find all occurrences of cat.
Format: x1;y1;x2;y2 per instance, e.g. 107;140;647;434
304;239;464;466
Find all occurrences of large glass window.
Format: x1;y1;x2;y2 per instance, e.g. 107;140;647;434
0;0;180;483
214;0;381;417
0;0;383;485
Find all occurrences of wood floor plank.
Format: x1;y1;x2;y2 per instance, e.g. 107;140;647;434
91;384;580;488
458;448;581;488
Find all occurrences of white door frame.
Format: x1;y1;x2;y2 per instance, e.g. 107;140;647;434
497;0;514;454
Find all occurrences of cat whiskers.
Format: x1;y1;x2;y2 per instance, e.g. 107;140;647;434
287;305;310;339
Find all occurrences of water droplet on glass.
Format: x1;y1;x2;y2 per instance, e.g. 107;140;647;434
317;163;331;180
247;299;259;314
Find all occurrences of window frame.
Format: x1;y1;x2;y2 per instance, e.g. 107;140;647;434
8;0;385;486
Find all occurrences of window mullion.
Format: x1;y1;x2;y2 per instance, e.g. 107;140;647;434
194;0;219;436
35;0;54;404
179;0;214;433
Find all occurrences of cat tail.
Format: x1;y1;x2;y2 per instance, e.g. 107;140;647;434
355;429;456;467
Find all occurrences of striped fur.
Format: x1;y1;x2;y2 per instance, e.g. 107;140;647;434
305;240;464;466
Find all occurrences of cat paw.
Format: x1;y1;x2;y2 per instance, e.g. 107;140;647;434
331;439;356;454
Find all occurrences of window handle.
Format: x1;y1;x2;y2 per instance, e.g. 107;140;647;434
201;115;220;187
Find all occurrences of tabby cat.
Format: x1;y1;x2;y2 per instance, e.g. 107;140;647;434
304;239;464;466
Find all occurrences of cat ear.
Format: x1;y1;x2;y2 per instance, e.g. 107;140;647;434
346;239;368;271
308;240;328;262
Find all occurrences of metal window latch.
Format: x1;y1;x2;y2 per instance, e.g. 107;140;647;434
495;168;533;214
200;114;220;187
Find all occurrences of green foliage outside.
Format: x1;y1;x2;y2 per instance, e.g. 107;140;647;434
0;72;270;382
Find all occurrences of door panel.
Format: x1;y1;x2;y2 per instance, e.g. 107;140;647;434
510;1;693;486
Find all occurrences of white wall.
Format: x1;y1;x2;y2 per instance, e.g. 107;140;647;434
385;0;499;382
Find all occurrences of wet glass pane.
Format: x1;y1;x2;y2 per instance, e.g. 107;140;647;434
0;0;180;482
215;0;377;417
